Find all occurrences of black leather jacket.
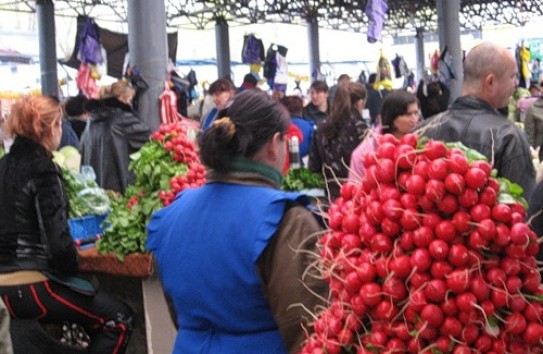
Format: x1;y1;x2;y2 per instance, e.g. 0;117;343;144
416;96;535;199
80;98;151;193
0;137;78;275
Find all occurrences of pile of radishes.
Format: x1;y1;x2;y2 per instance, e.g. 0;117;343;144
301;133;543;354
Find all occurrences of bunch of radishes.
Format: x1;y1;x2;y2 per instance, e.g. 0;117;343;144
149;122;206;206
301;133;543;354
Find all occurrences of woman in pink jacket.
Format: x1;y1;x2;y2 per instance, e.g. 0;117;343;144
349;89;419;180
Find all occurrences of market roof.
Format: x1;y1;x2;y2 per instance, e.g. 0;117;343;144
1;0;541;33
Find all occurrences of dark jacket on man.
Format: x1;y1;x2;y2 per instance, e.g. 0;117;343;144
417;96;535;200
302;102;328;126
80;97;151;193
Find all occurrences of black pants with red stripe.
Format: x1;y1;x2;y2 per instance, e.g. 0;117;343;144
0;280;133;354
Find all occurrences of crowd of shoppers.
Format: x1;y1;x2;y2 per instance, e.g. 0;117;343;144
3;40;543;353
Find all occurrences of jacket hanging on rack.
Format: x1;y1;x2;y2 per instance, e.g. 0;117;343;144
263;44;288;91
365;0;388;43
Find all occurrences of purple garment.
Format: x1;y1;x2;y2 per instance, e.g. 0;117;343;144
242;34;265;64
365;0;388;43
78;17;103;64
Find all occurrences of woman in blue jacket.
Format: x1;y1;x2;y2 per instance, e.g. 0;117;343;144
147;89;327;354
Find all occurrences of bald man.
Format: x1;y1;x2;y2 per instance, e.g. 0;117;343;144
416;42;535;199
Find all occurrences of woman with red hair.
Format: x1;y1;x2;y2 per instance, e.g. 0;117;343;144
0;95;133;353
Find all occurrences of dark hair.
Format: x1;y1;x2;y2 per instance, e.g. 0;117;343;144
417;81;450;119
64;94;89;116
368;73;377;85
242;73;258;86
208;78;236;95
380;89;418;134
280;95;304;117
309;80;329;93
324;82;367;139
198;89;290;172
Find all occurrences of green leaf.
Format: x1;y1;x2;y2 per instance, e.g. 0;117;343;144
129;151;141;161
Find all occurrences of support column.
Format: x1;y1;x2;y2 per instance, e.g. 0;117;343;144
436;0;463;101
36;0;58;97
415;27;425;82
307;16;321;82
127;0;169;131
215;17;231;80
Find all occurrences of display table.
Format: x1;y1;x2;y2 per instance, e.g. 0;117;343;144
77;249;176;354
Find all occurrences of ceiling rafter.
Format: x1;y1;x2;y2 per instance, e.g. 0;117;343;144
0;0;542;32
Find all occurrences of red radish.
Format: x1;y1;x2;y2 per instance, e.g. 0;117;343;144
486;268;507;287
395;144;417;169
428;239;449;260
425;179;445;202
382;276;408;302
444;172;465;195
448;244;469;267
471;160;492;175
427;158;449;180
479;186;497;206
470;203;491;222
447;153;469;174
452;210;472;233
359;282;382;306
446;268;470;293
470;276;490;301
389;254;412;279
341;213;359;234
437;194;459;215
405;174;426;195
523;322;543;345
456;292;477;312
381;199;403;220
430;261;453;279
440;316;463;337
376;142;397;159
458;188;479;208
410;248;432;273
434;220;456;242
420;303;444;327
381;217;401;237
464;167;488;189
504;312;527;335
510;222;531;245
400;193;418;209
477;218;497;240
400;208;421;231
424;140;448;160
413;226;434;247
410;272;431;289
375;158;395;183
399;133;418;147
413;159;430;177
424;278;447;302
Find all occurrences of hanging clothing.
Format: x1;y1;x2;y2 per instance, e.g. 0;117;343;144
374;50;393;91
273;48;288;92
263;44;288;90
518;44;531;88
438;46;456;84
365;0;388;43
242;34;265;65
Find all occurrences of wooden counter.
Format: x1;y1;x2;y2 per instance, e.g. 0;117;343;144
78;248;154;278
